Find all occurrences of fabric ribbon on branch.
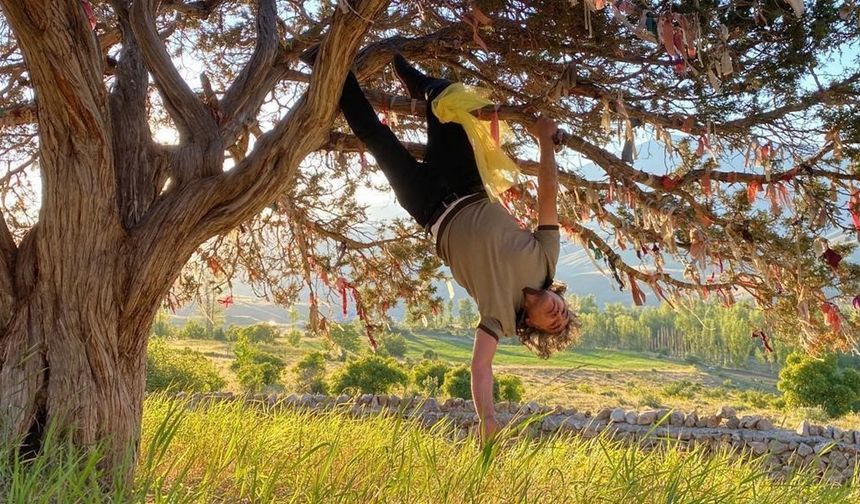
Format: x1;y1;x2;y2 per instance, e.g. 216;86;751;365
432;83;521;199
627;272;647;306
81;0;97;31
751;330;774;353
336;277;349;317
463;3;492;51
217;295;234;308
821;302;843;334
849;188;860;230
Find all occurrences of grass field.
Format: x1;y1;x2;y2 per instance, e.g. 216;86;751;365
162;329;860;431
4;395;858;503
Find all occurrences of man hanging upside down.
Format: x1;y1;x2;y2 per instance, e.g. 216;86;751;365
305;51;580;443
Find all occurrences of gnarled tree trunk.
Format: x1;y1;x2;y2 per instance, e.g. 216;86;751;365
0;0;389;485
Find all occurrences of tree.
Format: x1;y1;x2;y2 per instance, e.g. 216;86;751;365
777;351;860;418
329;354;408;394
231;335;286;393
0;0;388;478
412;359;451;395
292;351;328;395
146;338;225;393
326;321;363;359
177;319;207;340
150;309;175;339
377;332;407;358
496;374;525;403
458;299;478;330
1;0;859;486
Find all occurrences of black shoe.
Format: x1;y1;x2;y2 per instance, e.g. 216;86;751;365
299;43;320;67
393;54;430;100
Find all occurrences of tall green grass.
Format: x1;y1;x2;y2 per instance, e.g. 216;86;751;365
1;394;858;502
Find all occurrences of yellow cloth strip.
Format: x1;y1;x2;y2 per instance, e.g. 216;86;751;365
431;83;521;200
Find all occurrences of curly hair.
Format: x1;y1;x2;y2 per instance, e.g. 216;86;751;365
516;282;582;359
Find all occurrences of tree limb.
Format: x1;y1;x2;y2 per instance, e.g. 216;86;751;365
219;0;285;148
125;0;391;322
129;0;218;143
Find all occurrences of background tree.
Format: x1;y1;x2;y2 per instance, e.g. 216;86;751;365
1;0;859;484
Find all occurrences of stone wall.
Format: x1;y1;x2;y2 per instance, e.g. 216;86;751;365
173;392;860;484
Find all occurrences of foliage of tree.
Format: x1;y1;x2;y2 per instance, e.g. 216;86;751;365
574;295;780;368
457;299;479;330
177;319;208;340
286;305;303;347
231;336;286;393
150;310;176;339
328;354;408;395
777;352;860;418
412;359;451;395
377;332;408;358
2;0;859;481
292;351;328;395
326;322;364;360
443;365;505;401
146;339;225;393
496;374;525;403
239;323;280;344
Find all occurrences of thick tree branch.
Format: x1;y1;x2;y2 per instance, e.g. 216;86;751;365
220;0;283;147
110;0;166;229
130;0;218;143
125;0;391;322
0;208;15;329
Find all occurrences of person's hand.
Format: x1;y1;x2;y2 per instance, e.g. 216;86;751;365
480;416;500;445
527;116;558;142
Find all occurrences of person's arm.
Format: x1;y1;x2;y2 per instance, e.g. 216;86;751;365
471;328;499;444
528;116;560;227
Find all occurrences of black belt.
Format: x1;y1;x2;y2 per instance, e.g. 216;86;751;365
424;185;486;234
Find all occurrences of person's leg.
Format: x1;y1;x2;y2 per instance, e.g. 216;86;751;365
339;71;443;226
393;56;483;194
424;82;484;194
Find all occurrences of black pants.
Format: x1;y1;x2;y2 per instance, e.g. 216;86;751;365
339;72;484;227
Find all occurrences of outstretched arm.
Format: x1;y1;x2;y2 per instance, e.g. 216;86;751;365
528;117;560;227
471;328;499;444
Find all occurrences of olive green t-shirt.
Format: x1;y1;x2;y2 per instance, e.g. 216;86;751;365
436;199;560;340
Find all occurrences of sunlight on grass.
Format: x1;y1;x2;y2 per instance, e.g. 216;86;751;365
9;394;857;503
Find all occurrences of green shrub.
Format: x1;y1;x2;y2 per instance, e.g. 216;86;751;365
146;338;225;392
329;355;408;394
443;366;503;401
239;323;281;344
575;383;595;394
150;310;175;338
377;333;407;359
661;380;702;399
412;360;450;395
177;319;207;340
231;336;286;392
496;374;525;403
293;351;328;394
286;329;302;347
326;322;363;359
736;389;776;409
422;349;438;360
777;352;860;418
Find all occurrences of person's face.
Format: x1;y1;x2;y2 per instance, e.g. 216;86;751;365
524;289;569;333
